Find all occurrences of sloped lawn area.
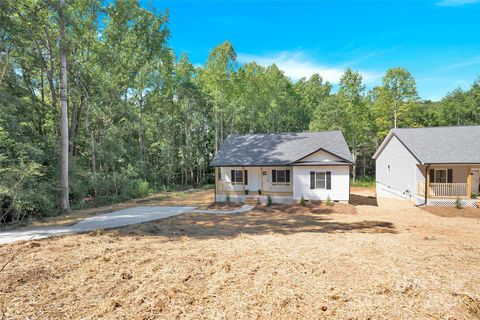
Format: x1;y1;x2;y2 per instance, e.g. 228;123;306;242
0;190;479;319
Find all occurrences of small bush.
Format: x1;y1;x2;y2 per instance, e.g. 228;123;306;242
299;195;306;206
471;192;478;199
267;195;272;206
136;180;150;198
326;195;334;207
455;196;463;209
226;193;230;203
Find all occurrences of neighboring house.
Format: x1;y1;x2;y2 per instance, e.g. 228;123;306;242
209;131;354;204
373;125;480;207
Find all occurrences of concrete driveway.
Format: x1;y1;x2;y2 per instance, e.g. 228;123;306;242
0;206;195;245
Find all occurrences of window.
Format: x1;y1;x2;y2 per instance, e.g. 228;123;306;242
316;172;326;189
310;171;332;190
429;168;452;183
435;169;447;183
272;169;290;184
230;170;243;184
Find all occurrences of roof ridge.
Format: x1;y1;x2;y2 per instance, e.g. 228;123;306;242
227;130;342;137
394;124;480;131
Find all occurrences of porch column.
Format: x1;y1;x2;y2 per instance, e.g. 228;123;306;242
260;166;263;192
426;167;430;198
242;166;245;193
467;166;472;199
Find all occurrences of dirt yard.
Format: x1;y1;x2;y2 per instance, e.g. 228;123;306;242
1;189;479;319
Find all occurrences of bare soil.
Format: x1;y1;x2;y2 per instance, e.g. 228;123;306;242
423;206;480;219
1;188;479;319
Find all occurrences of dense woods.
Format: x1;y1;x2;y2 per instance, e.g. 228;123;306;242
1;0;479;222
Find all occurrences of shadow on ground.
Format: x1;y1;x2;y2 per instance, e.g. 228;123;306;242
108;203;396;239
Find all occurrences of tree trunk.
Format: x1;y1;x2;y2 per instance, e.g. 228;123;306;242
59;0;71;212
0;45;8;84
351;137;356;184
45;29;58;114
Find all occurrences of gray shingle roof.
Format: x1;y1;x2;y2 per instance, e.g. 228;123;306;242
209;131;354;166
378;125;480;164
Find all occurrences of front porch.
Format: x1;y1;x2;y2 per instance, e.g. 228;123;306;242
416;165;480;207
214;166;294;204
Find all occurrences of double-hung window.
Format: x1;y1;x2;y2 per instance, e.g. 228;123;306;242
310;171;332;190
230;170;248;185
272;169;290;184
429;168;452;183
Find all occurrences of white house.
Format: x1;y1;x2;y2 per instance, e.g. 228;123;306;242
209;131;354;204
373;125;480;207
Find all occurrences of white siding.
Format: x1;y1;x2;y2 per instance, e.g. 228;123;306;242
375;136;419;200
292;166;350;201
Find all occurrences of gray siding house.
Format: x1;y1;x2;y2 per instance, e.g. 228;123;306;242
373;125;480;207
210;131;354;204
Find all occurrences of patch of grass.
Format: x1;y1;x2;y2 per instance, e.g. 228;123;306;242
351;176;375;187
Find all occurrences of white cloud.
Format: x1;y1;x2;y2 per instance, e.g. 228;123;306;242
443;56;480;69
237;51;380;84
437;0;480;6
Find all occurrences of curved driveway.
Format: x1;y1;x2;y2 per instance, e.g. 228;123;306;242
0;206;195;245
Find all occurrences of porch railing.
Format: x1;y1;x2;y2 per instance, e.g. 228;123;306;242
416;181;469;198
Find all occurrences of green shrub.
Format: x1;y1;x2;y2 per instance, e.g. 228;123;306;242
267;195;272;206
471;192;478;199
326;195;334;207
299;195;306;206
226;193;231;203
455;196;463;209
135;180;150;198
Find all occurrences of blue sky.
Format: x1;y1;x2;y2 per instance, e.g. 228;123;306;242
144;0;480;101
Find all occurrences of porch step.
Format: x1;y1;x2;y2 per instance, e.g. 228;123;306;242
244;197;260;205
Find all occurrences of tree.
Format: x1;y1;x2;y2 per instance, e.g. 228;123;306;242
382;67;418;129
198;41;237;151
338;69;367;182
58;0;71;212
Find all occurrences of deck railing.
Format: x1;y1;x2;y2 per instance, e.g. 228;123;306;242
430;183;468;198
416;181;468;198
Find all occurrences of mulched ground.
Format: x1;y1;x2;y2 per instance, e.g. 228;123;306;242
1;190;479;319
423;205;480;219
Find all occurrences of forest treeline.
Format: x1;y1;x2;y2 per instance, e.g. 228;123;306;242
1;0;479;221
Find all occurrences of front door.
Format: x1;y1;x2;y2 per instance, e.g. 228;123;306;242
247;168;259;192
